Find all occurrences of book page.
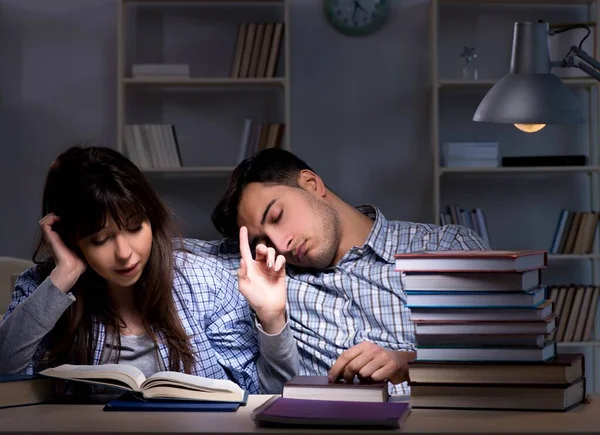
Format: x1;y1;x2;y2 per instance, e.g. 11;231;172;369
142;371;243;395
40;364;145;391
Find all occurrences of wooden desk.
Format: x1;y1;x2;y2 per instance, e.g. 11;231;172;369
0;395;598;434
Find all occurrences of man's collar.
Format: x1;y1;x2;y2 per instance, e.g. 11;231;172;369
355;204;395;262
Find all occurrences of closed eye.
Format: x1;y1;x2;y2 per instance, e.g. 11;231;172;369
91;237;109;246
127;225;143;233
273;210;283;223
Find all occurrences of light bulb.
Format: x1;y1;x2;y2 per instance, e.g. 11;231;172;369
514;123;546;133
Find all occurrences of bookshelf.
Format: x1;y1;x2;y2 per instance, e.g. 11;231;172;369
116;0;290;174
430;0;600;393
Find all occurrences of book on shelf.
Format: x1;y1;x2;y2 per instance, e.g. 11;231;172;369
440;204;491;248
394;250;547;272
131;64;190;78
502;155;587;167
123;124;182;169
441;142;498;168
252;396;411;429
549;210;599;255
0;374;55;409
547;285;599;342
230;22;284;79
282;376;389;403
39;364;247;403
237;119;285;162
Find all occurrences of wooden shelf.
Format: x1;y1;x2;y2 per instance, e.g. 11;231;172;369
439;166;600;174
141;166;235;174
548;254;600;260
439;78;598;88
123;77;286;87
438;0;596;5
557;341;600;347
122;0;283;3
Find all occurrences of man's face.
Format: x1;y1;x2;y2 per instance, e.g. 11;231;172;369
237;182;341;269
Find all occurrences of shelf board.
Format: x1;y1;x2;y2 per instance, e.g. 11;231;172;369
438;78;598;88
438;0;596;5
141;166;235;174
439;166;600;174
123;77;285;87
548;254;600;260
123;0;283;3
557;341;600;347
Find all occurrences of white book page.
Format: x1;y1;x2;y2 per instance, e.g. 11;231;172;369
40;364;145;391
141;371;242;394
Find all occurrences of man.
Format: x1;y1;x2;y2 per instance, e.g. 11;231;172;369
192;148;488;394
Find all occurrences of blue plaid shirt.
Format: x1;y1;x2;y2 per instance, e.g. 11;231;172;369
5;250;261;393
185;205;489;394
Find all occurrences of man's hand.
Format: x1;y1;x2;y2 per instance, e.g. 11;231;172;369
237;226;287;334
328;342;415;385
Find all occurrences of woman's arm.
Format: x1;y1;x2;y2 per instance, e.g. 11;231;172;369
0;270;74;373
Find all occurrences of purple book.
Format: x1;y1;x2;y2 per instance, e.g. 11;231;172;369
252;397;411;428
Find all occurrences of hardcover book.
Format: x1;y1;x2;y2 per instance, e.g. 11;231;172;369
39;364;247;403
395;250;547;272
283;375;389;402
252;396;411;428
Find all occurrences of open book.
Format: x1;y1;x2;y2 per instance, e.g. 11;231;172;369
39;364;247;403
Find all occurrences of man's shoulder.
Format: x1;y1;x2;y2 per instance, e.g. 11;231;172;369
384;219;484;251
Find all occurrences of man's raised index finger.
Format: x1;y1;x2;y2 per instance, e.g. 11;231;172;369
239;226;253;262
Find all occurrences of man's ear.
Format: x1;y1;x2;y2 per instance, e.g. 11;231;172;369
297;170;326;198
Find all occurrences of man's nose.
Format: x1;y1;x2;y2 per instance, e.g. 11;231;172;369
269;231;293;254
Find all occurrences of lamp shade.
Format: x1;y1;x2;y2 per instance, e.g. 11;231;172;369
473;21;584;125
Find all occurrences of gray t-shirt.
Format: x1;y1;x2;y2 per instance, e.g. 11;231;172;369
100;333;163;378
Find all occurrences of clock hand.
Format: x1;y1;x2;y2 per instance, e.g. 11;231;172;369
355;1;368;13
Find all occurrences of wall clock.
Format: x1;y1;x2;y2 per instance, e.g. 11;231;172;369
323;0;391;37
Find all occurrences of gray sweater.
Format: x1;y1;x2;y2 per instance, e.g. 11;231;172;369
0;277;298;394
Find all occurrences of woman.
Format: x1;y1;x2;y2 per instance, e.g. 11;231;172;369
0;146;297;394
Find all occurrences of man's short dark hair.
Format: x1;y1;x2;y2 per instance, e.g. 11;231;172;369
211;148;314;239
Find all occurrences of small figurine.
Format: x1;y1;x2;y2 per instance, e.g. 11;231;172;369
460;46;478;80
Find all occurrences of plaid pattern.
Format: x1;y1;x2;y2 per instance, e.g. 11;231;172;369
5;251;260;394
185;205;488;394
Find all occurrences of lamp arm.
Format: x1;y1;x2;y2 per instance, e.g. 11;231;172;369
568;46;600;82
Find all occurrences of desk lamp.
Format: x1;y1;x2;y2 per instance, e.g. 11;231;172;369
473;21;600;133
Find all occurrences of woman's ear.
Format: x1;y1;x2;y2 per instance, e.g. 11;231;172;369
297;170;326;198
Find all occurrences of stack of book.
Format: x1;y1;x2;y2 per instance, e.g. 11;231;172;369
395;250;587;412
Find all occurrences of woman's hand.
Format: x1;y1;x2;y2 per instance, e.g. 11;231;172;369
40;213;86;293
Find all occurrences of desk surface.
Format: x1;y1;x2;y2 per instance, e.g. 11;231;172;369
1;395;599;434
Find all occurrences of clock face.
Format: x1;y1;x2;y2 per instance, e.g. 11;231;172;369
323;0;391;37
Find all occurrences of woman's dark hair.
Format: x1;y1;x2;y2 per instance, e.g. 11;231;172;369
33;146;195;373
211;148;313;239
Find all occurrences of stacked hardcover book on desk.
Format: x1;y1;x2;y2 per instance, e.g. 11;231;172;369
395;250;587;411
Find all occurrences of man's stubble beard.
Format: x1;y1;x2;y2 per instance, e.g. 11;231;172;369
307;195;342;270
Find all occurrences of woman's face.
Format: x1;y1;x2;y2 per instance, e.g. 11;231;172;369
77;215;153;292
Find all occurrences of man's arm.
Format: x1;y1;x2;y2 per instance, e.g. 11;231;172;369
254;313;299;394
